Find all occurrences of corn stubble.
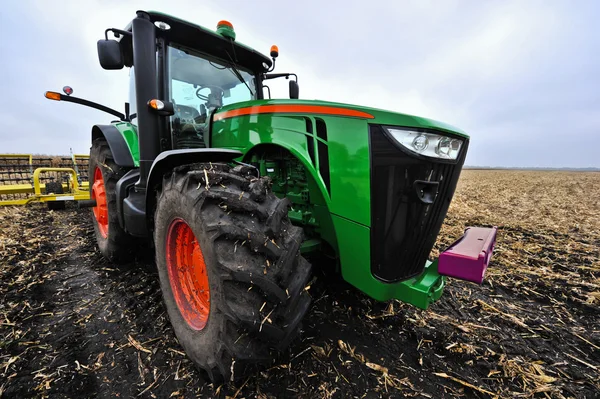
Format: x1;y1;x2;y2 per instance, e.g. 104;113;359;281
0;170;598;398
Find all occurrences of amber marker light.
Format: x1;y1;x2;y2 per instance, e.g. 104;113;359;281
148;99;165;110
45;91;61;101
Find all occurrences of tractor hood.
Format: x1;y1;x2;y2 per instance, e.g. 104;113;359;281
212;97;470;291
214;99;469;139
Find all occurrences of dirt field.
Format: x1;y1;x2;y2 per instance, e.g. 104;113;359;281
1;170;599;398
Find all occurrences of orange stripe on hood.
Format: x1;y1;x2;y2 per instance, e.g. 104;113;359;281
214;104;374;121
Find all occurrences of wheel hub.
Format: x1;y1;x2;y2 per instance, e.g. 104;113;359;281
166;218;210;330
91;167;109;238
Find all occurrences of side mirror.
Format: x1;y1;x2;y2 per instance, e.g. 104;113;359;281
97;40;124;70
289;80;299;99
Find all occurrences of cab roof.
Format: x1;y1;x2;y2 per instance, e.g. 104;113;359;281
122;10;272;73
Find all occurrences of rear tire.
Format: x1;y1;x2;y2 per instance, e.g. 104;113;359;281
45;181;66;210
89;138;136;262
154;163;312;383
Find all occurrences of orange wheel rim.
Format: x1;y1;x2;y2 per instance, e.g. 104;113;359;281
91;167;109;238
166;218;210;330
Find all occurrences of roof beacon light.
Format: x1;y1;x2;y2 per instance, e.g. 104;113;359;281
63;86;73;96
270;45;279;58
265;45;279;72
216;20;236;41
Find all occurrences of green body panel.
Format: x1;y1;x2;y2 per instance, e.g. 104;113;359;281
211;98;465;309
212;111;373;226
331;215;445;309
112;122;140;167
216;99;469;139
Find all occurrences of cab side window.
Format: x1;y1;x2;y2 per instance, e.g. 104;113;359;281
129;67;137;126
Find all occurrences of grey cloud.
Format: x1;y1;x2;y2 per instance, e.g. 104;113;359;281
1;0;598;167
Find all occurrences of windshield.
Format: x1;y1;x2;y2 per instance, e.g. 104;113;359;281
168;45;256;149
169;45;255;110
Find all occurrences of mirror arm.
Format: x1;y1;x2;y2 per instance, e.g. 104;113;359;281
49;93;126;121
263;85;271;99
267;57;276;72
104;28;132;40
263;73;298;83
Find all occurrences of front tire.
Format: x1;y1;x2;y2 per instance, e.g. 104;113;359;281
89;138;135;262
154;163;312;382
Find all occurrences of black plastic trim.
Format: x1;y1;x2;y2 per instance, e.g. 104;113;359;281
92;125;135;167
316;118;328;141
206;107;217;149
132;10;160;190
143;11;271;73
157;37;171;152
123;189;148;237
369;124;469;282
145;148;243;221
305;118;315;166
116;169;140;229
318;141;331;196
315;119;330;195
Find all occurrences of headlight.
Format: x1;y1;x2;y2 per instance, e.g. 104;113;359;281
385;127;463;160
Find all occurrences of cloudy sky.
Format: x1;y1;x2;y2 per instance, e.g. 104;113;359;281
1;0;598;167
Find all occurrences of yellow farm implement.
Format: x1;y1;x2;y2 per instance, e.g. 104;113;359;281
0;153;90;208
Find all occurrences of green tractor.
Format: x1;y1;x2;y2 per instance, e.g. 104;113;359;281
45;11;497;382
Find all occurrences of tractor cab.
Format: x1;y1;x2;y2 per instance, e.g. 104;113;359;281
102;13;274;152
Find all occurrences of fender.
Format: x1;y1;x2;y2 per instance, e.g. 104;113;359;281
143;148;242;222
92;125;135;167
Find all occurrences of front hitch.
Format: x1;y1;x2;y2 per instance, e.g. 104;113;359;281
381;226;498;310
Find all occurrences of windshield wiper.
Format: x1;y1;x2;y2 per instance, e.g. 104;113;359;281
224;50;254;97
228;66;254;97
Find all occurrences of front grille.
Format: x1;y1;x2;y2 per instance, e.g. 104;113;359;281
370;124;468;282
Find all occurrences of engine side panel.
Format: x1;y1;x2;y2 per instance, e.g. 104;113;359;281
211;113;371;227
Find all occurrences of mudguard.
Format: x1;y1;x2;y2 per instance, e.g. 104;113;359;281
144;148;242;219
92;125;135;167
